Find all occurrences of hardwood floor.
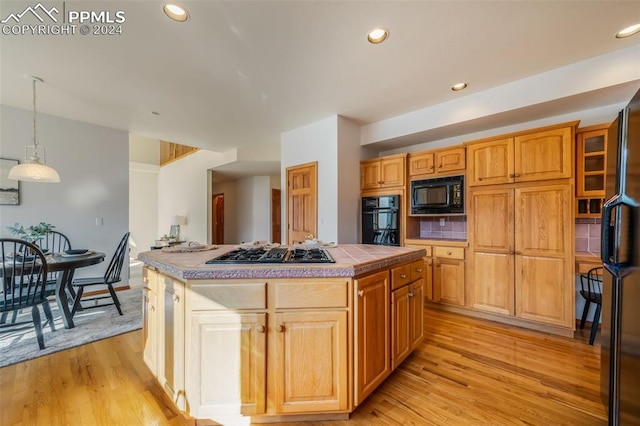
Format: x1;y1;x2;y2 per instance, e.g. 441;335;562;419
0;308;606;425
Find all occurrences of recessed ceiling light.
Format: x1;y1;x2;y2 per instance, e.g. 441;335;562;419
367;28;389;44
451;82;468;91
616;23;640;38
164;4;189;22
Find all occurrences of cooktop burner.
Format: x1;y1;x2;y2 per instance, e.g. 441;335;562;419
206;247;335;264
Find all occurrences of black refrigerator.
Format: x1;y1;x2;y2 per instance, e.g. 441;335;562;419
601;87;640;425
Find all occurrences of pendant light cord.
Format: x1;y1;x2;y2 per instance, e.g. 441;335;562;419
32;78;37;149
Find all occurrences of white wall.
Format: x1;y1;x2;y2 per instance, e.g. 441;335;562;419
0;105;129;282
337;117;362;244
281;116;339;243
129;162;159;257
158;149;227;244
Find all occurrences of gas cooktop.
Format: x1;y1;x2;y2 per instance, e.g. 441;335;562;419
206;247;335;264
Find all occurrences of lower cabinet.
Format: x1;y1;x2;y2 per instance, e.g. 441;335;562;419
143;266;186;409
143;261;424;422
354;270;390;406
433;247;466;307
189;312;267;417
273;310;348;413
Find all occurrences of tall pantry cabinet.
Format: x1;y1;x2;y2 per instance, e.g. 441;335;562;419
465;122;576;332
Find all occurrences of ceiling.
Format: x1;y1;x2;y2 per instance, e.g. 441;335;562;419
1;1;640;165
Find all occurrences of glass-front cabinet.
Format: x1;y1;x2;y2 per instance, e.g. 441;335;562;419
576;124;608;217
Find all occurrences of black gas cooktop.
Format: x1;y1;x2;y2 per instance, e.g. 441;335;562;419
206;247;335;264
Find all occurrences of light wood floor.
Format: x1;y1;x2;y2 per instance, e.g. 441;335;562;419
0;308;606;425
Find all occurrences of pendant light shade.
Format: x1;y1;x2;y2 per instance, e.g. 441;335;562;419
9;76;60;183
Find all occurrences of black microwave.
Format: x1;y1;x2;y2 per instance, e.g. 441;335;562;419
410;175;464;215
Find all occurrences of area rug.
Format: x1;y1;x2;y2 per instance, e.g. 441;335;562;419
0;288;142;368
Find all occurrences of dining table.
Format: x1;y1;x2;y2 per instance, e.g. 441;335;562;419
46;251;105;329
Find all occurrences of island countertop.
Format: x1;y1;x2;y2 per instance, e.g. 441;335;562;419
138;244;426;280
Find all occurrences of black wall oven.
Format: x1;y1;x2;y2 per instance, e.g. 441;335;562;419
362;195;400;246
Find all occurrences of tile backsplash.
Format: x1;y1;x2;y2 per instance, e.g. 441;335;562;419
419;216;467;240
575;217;601;253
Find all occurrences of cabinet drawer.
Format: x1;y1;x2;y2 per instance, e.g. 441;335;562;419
434;246;465;260
391;264;412;290
409;260;425;282
272;280;348;309
189;282;266;311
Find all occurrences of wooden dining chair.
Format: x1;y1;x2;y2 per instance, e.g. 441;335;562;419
39;230;72;297
0;238;56;349
579;266;603;345
71;232;130;316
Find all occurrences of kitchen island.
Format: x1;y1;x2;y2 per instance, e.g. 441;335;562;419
138;244;425;424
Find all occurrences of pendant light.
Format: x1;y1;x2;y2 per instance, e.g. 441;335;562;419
8;76;61;183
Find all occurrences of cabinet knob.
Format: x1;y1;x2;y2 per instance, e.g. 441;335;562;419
509;173;515;178
358;290;364;297
173;294;180;302
151;306;155;312
447;251;452;255
400;274;407;279
408;292;415;298
257;325;266;333
276;324;285;332
514;173;521;178
416;268;422;273
515;251;522;255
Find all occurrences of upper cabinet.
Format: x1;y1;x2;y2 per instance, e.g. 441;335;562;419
360;154;406;191
575;124;608;217
408;146;465;178
466;123;576;187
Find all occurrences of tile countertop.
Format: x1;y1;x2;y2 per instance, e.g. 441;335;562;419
138;244;426;280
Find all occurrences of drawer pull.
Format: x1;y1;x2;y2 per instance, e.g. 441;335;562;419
173;294;180;302
408;292;414;298
358;290;364;297
276;324;285;332
257;325;266;333
447;251;452;255
416;268;422;273
400;274;407;279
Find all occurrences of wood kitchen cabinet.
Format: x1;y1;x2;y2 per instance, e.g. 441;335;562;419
354;270;390;405
142;266;159;375
433;247;465;307
186;279;349;418
466;122;575;187
143;266;187;410
408;146;466;178
185;281;267;418
360;154;406;190
575;124;608;217
468;183;574;328
391;260;424;369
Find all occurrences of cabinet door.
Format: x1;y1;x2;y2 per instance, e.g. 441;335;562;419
409;152;435;176
467;138;514;186
515;184;573;327
434;258;465;306
188;313;266;418
391;285;411;369
380;157;405;188
360;161;381;190
514;127;573;182
409;280;424;351
273;311;348;413
468;188;515;315
424;258;434;301
354;270;391;406
159;276;185;410
143;288;158;375
436;147;466;174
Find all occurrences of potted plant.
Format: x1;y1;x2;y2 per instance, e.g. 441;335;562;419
7;222;56;244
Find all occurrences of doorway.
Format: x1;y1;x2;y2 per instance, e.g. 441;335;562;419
286;162;317;244
272;188;281;243
212;193;224;244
